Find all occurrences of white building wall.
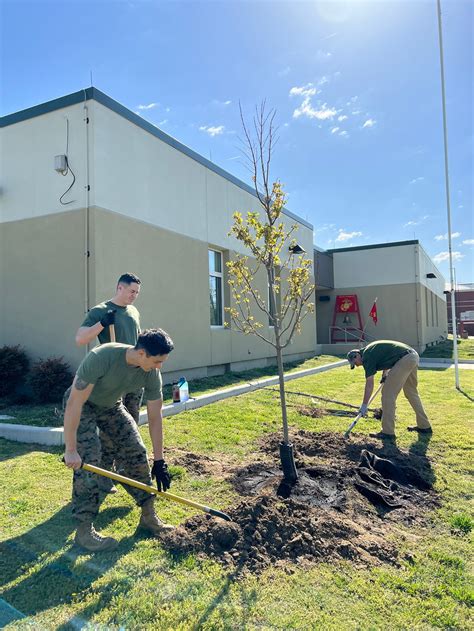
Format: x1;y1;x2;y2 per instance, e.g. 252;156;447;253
0;103;89;222
1;98;313;257
332;245;417;288
417;244;445;298
91;102;314;256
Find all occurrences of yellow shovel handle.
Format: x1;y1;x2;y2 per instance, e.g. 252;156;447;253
82;462;231;521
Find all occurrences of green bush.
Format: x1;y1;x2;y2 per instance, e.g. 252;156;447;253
0;345;30;397
29;357;74;403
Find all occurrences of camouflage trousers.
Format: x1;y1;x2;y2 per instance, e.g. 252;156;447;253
100;389;143;473
72;399;151;524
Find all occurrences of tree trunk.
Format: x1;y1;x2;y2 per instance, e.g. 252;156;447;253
275;335;298;482
276;342;289;444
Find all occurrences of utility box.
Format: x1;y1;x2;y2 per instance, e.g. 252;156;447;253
54;154;67;174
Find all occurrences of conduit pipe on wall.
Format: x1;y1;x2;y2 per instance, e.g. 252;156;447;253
83;91;91;353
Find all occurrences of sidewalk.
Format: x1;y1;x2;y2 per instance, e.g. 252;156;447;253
0;360;347;446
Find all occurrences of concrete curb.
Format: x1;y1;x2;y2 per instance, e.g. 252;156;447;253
420;357;474;365
0;360;346;446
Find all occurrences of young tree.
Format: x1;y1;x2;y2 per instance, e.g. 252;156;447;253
226;103;315;482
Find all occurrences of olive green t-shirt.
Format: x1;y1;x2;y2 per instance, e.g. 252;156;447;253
76;344;162;409
82;301;140;345
361;340;412;379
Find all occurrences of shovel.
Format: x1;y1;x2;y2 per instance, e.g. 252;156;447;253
344;383;384;438
80;462;232;521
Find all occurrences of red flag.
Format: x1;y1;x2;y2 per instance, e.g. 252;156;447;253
369;301;378;325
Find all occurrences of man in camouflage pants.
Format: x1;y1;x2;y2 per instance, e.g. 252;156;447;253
63;329;175;552
75;272;143;492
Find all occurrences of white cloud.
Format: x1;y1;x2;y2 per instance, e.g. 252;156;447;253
317;75;329;86
433;251;464;264
293;99;337;120
278;66;291;77
158;119;168;126
403;215;429;227
289;83;317;98
362;118;376;128
199;125;225;137
212;99;232;106
338;115;348;121
410;177;424;184
331;127;340;134
462;239;474;245
316;50;332;60
336;229;362;242
339;130;349;137
137;102;158;110
434;232;461;241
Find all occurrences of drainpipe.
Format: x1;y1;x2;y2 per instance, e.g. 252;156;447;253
83;92;91;352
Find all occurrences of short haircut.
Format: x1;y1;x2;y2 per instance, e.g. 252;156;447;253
135;328;174;356
118;273;141;286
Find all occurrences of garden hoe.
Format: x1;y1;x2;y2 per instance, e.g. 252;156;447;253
344;382;384;439
80;462;232;521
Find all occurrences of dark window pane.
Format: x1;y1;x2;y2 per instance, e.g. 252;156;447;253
210;276;223;325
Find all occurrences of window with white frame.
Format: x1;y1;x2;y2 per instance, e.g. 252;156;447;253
209;249;223;326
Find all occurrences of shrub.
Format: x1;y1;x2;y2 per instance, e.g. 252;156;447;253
29;357;74;403
0;345;30;397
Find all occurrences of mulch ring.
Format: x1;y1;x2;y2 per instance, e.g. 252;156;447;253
163;430;438;573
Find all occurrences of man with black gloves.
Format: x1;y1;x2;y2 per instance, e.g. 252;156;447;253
63;328;175;552
347;340;432;439
75;272;142;422
75;273;142;493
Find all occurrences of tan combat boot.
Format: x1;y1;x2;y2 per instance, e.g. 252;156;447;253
74;522;118;552
138;498;175;536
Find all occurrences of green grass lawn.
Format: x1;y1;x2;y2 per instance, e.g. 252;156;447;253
1;365;473;629
0;354;341;427
422;336;474;361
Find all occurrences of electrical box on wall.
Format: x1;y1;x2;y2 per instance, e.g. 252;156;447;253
54;154;67;174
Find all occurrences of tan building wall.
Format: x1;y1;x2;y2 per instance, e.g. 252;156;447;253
1;207;316;376
316;242;448;352
0;209;86;368
91;208;316;376
316;284;421;349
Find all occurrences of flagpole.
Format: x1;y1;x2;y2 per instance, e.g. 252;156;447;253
436;0;460;389
358;297;378;346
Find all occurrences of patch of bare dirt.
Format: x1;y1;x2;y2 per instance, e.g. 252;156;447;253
169;450;225;478
162;431;438;573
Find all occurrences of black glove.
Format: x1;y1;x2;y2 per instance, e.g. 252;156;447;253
380;374;387;384
100;309;116;328
151;459;171;492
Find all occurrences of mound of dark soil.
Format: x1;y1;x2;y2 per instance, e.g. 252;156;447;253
163;495;397;573
163;430;437;573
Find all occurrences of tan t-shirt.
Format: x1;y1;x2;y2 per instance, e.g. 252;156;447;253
76;344;162;409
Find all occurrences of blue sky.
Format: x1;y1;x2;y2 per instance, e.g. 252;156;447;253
2;0;472;283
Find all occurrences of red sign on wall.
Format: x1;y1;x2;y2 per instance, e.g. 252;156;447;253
335;295;357;313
